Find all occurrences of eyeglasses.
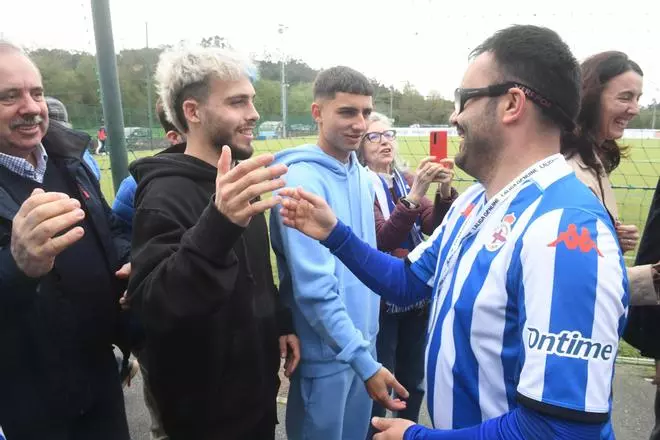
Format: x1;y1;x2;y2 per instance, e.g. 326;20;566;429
454;82;575;131
364;129;396;143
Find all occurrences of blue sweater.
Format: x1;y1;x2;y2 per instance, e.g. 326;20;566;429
83;150;101;181
112;175;137;232
270;144;381;381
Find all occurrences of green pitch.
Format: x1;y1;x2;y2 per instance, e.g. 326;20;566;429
99;136;659;234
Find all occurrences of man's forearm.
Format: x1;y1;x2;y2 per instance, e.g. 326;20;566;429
321;220;432;306
403;406;604;440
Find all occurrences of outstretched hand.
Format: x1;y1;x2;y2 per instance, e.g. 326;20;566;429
371;417;415;440
278;187;338;241
214;146;288;227
365;367;409;412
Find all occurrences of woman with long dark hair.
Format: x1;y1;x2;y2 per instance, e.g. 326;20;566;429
561;51;658;306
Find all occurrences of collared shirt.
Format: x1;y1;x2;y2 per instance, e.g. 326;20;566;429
0;143;49;183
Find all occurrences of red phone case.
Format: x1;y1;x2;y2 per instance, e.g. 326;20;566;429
430;131;448;162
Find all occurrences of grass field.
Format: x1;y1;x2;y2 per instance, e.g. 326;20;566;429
98;135;660;234
96;136;659;358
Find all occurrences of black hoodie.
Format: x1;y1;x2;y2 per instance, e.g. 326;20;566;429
128;144;293;440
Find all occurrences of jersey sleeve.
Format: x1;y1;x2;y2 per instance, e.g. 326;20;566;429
406;222;446;287
514;208;628;422
408;189;483;288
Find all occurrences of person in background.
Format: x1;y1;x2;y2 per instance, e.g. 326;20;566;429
561;51;659;305
270;66;408;440
45;95;140;389
624;177;660;440
112;98;185;231
96;125;107;155
45;96;101;180
112;98;185;440
357;111;457;435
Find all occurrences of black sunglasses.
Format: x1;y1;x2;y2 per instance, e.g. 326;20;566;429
364;129;396;143
454;82;575;131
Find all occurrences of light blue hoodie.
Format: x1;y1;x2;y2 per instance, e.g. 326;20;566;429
270;144;381;381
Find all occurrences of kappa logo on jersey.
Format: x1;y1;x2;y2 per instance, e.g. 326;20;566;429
461;203;476;218
526;328;614;361
485;213;516;252
547;224;603;256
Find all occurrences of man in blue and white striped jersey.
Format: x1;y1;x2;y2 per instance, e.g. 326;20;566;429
276;24;628;440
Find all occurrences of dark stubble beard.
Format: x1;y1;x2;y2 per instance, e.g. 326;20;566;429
205;120;253;161
454;114;500;183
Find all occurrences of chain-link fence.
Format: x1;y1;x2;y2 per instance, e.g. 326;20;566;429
41;93;656;265
91;124;659;263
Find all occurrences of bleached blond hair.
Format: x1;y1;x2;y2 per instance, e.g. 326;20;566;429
155;44;257;133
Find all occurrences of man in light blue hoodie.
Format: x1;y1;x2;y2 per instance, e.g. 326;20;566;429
270;66;408;440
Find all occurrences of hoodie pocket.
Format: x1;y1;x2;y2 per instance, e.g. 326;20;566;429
343;279;379;341
320;332;338;361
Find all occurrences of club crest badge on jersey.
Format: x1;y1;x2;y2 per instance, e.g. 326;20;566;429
485;213;517;252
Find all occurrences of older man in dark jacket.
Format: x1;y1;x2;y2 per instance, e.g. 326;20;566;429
0;41;132;439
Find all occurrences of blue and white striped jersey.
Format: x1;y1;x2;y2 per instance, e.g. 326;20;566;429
407;154;629;429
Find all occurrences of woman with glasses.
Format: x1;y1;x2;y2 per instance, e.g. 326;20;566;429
357;112;457;433
561;51;658;307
